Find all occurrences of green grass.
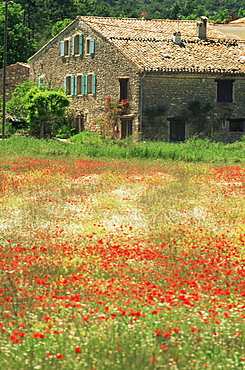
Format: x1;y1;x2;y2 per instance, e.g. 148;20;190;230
0;133;245;163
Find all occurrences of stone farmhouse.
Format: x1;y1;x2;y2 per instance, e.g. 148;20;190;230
29;16;245;142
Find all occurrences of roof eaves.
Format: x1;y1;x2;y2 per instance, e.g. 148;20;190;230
139;67;245;75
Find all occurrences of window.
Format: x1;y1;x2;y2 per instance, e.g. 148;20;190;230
60;40;70;56
65;74;96;95
119;78;128;101
77;75;82;95
229;119;245;132
72;34;83;55
82;74;96;95
86;39;95;54
216;79;234;103
39;77;44;85
64;76;71;95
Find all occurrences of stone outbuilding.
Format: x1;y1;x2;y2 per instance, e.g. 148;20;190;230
29;16;245;142
0;62;30;102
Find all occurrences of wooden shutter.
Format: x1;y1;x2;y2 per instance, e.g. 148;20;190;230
71;75;77;95
60;41;65;56
79;34;84;55
216;80;234;103
39;77;44;85
64;76;67;93
89;39;95;54
74;76;77;95
71;35;75;55
82;75;88;95
92;74;96;94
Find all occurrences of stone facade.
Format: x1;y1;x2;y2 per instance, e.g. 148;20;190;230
0;62;30;102
141;73;245;143
29;16;245;142
29;18;141;139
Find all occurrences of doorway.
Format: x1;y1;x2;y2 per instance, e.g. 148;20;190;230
168;118;185;141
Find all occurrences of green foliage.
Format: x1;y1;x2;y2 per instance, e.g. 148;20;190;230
24;88;70;138
70;131;103;145
1;135;244;164
181;100;213;137
51;19;72;38
4;0;245;54
143;106;167;141
7;80;39;120
0;2;36;68
7;81;70;138
97;98;129;138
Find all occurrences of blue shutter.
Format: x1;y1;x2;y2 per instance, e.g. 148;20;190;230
89;39;95;54
82;75;88;95
39;77;44;85
92;74;96;94
71;35;75;55
71;76;76;95
64;76;67;93
73;76;77;95
79;34;83;55
60;41;65;56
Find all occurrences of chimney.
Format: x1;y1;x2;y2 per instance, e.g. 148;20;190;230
141;12;149;20
197;16;208;39
173;31;181;44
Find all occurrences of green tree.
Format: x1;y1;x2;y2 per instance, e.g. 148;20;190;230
0;2;36;68
51;18;72;38
6;80;39;119
7;81;70;138
24;88;70;138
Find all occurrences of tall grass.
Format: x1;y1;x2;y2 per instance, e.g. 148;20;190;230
0;133;244;163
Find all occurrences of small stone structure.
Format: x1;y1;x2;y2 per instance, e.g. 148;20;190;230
0;62;30;102
29;16;245;142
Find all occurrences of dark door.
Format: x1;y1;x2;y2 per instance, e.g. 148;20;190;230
121;119;132;139
169;118;185;141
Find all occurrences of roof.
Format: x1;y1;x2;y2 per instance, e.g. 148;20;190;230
80;17;245;74
0;62;30;71
230;17;245;24
30;16;245;74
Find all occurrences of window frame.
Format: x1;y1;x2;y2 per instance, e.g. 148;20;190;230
65;74;96;96
119;78;129;101
60;39;70;57
228;118;245;132
216;79;234;103
64;75;71;95
72;34;84;55
85;38;95;54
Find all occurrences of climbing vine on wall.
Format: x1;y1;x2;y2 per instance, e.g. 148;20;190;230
142;106;167;141
98;97;129;138
181;100;213;137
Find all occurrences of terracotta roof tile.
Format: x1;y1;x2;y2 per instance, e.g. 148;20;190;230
80;16;245;74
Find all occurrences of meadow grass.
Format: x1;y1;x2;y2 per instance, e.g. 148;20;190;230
0;134;244;163
0;137;245;369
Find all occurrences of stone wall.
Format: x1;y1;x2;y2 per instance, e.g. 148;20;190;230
29;18;245;143
0;63;30;102
29;19;141;138
141;73;245;142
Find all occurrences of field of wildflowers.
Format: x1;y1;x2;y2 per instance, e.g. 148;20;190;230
0;154;245;369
